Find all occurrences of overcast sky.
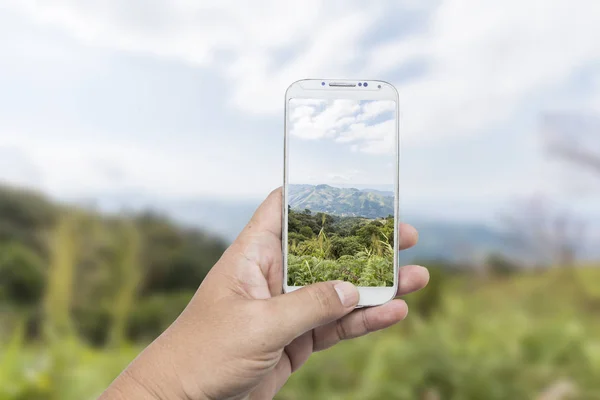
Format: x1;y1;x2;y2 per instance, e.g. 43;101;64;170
1;0;599;223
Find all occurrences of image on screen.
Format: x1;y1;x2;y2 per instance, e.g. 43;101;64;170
286;98;396;287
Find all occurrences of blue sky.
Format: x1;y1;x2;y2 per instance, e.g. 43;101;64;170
1;0;599;226
288;99;396;188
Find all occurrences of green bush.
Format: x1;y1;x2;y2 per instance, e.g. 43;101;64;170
486;253;522;277
287;209;394;286
127;292;194;341
300;226;314;238
329;236;363;258
287;254;392;286
403;264;446;319
358;255;394;286
0;242;45;306
279;269;600;399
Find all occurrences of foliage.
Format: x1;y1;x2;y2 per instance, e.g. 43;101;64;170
486;252;523;277
0;186;57;257
108;220;142;347
43;212;79;342
287;208;394;286
1;268;599;399
2;184;600;399
126;291;194;342
278;267;600;400
405;262;447;319
135;212;225;295
0;184;227;344
0;242;45;307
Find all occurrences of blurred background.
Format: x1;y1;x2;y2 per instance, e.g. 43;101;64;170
1;0;599;399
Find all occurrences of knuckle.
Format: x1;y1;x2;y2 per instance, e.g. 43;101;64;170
335;318;350;341
361;309;372;333
252;301;279;333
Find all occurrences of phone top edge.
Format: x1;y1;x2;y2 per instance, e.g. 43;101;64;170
285;79;398;98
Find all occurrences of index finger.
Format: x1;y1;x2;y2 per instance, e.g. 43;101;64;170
237;187;283;242
398;223;419;250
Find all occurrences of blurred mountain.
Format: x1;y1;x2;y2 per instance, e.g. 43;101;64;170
90;195;511;263
288;184;394;218
73;191;600;263
170;199;513;262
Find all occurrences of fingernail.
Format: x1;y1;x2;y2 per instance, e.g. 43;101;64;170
334;282;359;307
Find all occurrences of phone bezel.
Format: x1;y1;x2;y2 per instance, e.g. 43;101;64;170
282;79;400;307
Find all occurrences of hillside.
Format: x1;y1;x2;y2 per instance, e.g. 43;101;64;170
0;184;228;344
74;190;517;262
288;184;394;219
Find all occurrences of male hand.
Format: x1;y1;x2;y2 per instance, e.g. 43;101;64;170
100;188;429;400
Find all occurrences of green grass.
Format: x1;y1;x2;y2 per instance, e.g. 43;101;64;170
278;267;600;399
287;208;395;286
0;326;142;400
2;268;600;399
287;253;394;286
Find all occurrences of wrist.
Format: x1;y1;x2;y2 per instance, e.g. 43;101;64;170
99;368;163;400
100;339;207;400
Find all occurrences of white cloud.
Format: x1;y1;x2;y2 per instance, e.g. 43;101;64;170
326;173;352;182
290;105;315;120
288;99;327;107
289;99;396;154
359;130;396;154
336;120;396;154
289;99;361;140
4;0;383;114
7;0;599;146
364;0;600;144
357;100;396;121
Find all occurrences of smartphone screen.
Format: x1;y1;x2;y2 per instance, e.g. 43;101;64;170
285;97;397;288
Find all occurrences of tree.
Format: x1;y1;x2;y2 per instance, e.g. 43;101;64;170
485;253;521;276
108;221;141;347
0;242;45;306
300;226;314;238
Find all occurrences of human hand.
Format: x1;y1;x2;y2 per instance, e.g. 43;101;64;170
100;188;429;400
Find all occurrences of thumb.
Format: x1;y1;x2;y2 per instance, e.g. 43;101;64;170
268;281;359;346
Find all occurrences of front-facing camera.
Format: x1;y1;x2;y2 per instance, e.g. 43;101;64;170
364;82;368;87
321;81;325;86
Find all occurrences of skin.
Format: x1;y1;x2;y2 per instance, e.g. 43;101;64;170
99;188;429;400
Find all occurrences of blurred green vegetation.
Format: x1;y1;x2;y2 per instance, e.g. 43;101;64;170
280;266;600;400
0;184;226;346
1;185;600;399
287;208;394;286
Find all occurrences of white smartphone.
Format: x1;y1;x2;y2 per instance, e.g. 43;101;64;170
283;79;400;307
